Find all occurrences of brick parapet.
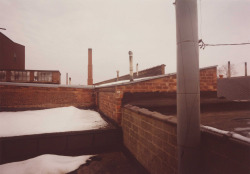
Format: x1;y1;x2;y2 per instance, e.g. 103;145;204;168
0;84;95;110
122;104;178;174
122;105;250;174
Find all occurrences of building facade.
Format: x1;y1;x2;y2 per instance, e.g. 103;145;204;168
0;32;60;84
0;32;25;70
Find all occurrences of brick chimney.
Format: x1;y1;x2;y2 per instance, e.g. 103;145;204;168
88;48;93;85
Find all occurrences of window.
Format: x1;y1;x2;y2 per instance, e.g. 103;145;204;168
0;71;6;81
36;71;52;82
11;71;30;81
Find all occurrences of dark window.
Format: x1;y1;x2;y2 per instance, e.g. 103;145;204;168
0;71;6;81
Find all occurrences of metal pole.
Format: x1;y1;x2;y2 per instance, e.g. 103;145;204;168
228;61;231;78
245;62;247;76
0;28;6;30
136;63;139;76
69;77;71;85
116;70;119;81
175;0;200;173
129;51;133;81
66;73;68;85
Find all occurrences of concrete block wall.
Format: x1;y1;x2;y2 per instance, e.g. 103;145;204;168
122;105;250;174
122;105;178;174
97;66;217;124
0;83;95;110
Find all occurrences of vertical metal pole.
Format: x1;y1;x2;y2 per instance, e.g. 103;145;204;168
228;61;231;78
245;62;247;76
66;73;68;85
175;0;200;173
136;63;139;76
129;51;133;81
117;70;119;81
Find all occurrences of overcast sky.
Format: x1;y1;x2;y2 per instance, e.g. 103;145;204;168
0;0;249;85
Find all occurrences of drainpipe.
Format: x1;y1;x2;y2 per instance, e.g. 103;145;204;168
129;51;133;81
66;73;68;85
117;70;119;81
175;0;200;173
136;63;139;77
228;61;231;78
245;62;247;76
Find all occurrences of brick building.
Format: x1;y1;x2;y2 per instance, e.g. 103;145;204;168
0;32;25;70
0;32;60;84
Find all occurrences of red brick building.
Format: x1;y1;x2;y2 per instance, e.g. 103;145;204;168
0;32;25;70
0;32;60;84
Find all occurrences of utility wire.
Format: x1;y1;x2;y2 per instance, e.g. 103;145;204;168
199;39;250;49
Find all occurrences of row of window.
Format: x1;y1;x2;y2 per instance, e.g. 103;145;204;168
0;71;53;82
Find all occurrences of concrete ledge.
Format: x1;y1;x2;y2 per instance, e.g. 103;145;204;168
0;128;122;164
124;104;177;125
0;82;94;89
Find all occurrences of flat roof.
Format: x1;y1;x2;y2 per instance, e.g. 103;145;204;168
0;82;94;89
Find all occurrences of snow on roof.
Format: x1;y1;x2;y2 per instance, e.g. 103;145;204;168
95;74;172;88
0;154;93;174
202;125;250;144
0;106;108;137
0;82;94;89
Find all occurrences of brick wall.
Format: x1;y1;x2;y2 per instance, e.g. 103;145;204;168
97;66;217;124
0;83;95;110
200;67;217;91
0;32;25;70
94;64;166;85
122;105;178;174
122;105;250;174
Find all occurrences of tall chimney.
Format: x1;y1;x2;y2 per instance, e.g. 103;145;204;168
136;63;139;76
228;61;231;78
69;77;71;85
66;73;68;85
129;51;133;81
88;48;93;85
245;62;247;76
116;70;119;81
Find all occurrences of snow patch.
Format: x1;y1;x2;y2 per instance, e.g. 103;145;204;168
202;125;250;143
0;106;108;137
234;127;250;131
0;154;92;174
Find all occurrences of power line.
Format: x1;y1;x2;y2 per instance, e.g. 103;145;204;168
198;39;250;49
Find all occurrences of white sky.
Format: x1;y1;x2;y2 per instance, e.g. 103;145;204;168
0;0;249;85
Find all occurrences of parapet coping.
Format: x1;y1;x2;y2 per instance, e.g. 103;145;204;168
95;65;218;88
124;104;250;145
0;82;94;89
124;104;177;125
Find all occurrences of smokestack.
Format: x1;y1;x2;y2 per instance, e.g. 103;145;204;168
116;70;119;81
88;48;93;85
66;73;68;85
228;61;231;78
245;62;247;76
129;51;133;81
69;77;71;85
136;63;139;76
